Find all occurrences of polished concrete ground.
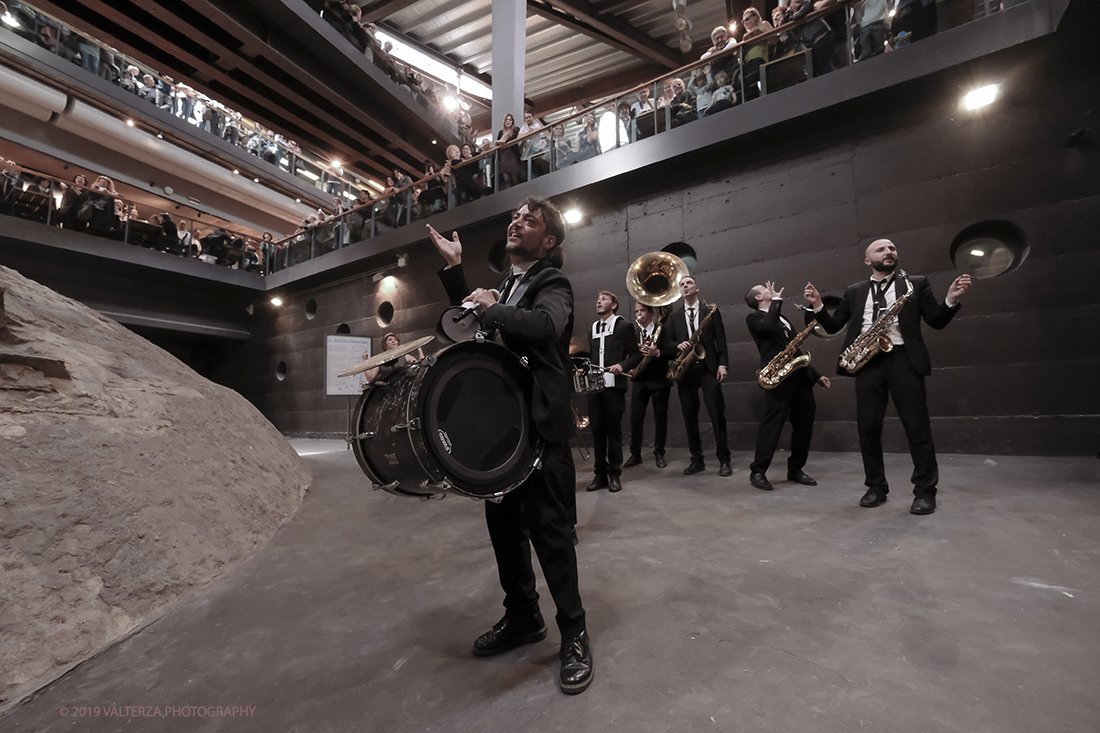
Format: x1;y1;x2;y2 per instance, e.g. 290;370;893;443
6;441;1100;732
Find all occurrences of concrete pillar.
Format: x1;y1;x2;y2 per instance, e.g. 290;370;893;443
491;0;526;134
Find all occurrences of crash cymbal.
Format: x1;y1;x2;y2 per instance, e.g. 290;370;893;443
337;335;434;378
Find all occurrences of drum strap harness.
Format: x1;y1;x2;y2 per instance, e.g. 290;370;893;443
591;314;622;388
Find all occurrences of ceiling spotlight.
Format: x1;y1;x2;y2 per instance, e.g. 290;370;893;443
564;209;582;224
729;21;737;32
270;297;284;307
678;35;693;53
156;132;163;139
295;198;301;203
233;169;239;174
674;15;692;31
126;119;135;127
2;5;20;28
443;96;457;111
253;177;260;182
432;139;438;144
963;83;999;111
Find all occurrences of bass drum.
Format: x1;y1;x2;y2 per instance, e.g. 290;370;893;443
350;341;543;500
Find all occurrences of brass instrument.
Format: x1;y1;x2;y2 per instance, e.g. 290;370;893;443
757;317;817;389
624;251;689;380
837;273;914;374
624;323;661;379
667;301;717;382
625;252;689;307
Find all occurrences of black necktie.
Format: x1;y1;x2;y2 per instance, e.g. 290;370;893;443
872;280;889;322
688;307;696;334
500;272;518;304
598;322;606;333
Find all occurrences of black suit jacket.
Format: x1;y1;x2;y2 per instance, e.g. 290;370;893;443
746;300;821;384
587;316;642;391
815;274;960;376
662;301;729;376
439;260;575;443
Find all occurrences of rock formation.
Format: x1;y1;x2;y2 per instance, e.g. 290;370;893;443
0;266;311;711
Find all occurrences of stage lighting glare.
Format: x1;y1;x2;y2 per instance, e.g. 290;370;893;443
564;209;582;224
963;84;998;111
270;297;284;306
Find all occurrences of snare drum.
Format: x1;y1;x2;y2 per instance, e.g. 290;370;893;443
571;357;606;393
350;341;543;500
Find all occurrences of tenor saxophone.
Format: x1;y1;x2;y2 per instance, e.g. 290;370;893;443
667;302;717;382
837;273;914;374
757;318;818;389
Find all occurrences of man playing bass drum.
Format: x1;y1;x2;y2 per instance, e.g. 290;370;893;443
426;196;593;695
804;239;971;515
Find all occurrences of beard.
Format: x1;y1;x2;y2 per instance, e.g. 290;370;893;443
872;259;897;273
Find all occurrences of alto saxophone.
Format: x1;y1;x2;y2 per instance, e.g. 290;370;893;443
625;323;661;379
757;318;818;389
837;273;914;374
667;302;717;382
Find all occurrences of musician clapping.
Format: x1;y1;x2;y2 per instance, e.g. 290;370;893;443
804;239;971;515
745;281;830;492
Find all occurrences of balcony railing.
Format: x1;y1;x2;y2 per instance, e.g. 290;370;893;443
1;158;274;274
0;0;376;205
270;0;1025;269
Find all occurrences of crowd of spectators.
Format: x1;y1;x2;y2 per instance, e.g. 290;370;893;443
4;2;318;184
1;155;270;274
314;0;477;139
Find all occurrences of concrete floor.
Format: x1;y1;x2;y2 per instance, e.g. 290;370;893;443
5;441;1100;732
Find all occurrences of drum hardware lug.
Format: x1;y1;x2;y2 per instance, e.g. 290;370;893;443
485;495;504;504
532;456;542;470
390;418;421;432
474;330;488;343
374;481;399;492
424;355;437;366
519;356;529;368
346;431;376;442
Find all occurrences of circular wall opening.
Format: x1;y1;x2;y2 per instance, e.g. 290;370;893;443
488;239;509;273
661;242;697;274
377;301;394;326
276;361;288;381
950;220;1027;279
306;299;317;319
336;323;351;334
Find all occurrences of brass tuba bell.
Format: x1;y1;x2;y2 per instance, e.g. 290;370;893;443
625;251;689;308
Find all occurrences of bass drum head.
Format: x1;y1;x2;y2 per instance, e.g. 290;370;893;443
419;342;541;498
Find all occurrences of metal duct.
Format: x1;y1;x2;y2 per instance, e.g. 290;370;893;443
0;64;67;122
53;100;314;225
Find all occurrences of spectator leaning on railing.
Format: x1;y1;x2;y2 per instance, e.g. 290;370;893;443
790;0;839;77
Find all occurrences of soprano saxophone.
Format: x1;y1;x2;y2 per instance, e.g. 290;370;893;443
837;273;914;374
624;323;661;379
757;317;818;389
667;302;717;382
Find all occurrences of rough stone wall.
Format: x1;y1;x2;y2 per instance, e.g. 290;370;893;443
0;266;311;711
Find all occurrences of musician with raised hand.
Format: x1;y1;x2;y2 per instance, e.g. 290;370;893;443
663;274;732;477
804;239;971;515
425;196;593;695
624;301;671;470
746;281;831;492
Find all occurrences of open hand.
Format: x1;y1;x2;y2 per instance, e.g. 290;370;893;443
804;282;822;309
946;274;971;306
426;224;462;267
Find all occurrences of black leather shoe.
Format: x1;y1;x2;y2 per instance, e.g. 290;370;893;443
559;631;593;694
683;461;705;475
585;477;608;492
750;471;773;491
654;454;667;468
623;454;642;468
473;612;547;657
787;470;817;486
910;497;936;515
859;489;887;508
608;476;623;493
718;462;733;477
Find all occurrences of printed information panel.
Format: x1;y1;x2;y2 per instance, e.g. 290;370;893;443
325;335;372;396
